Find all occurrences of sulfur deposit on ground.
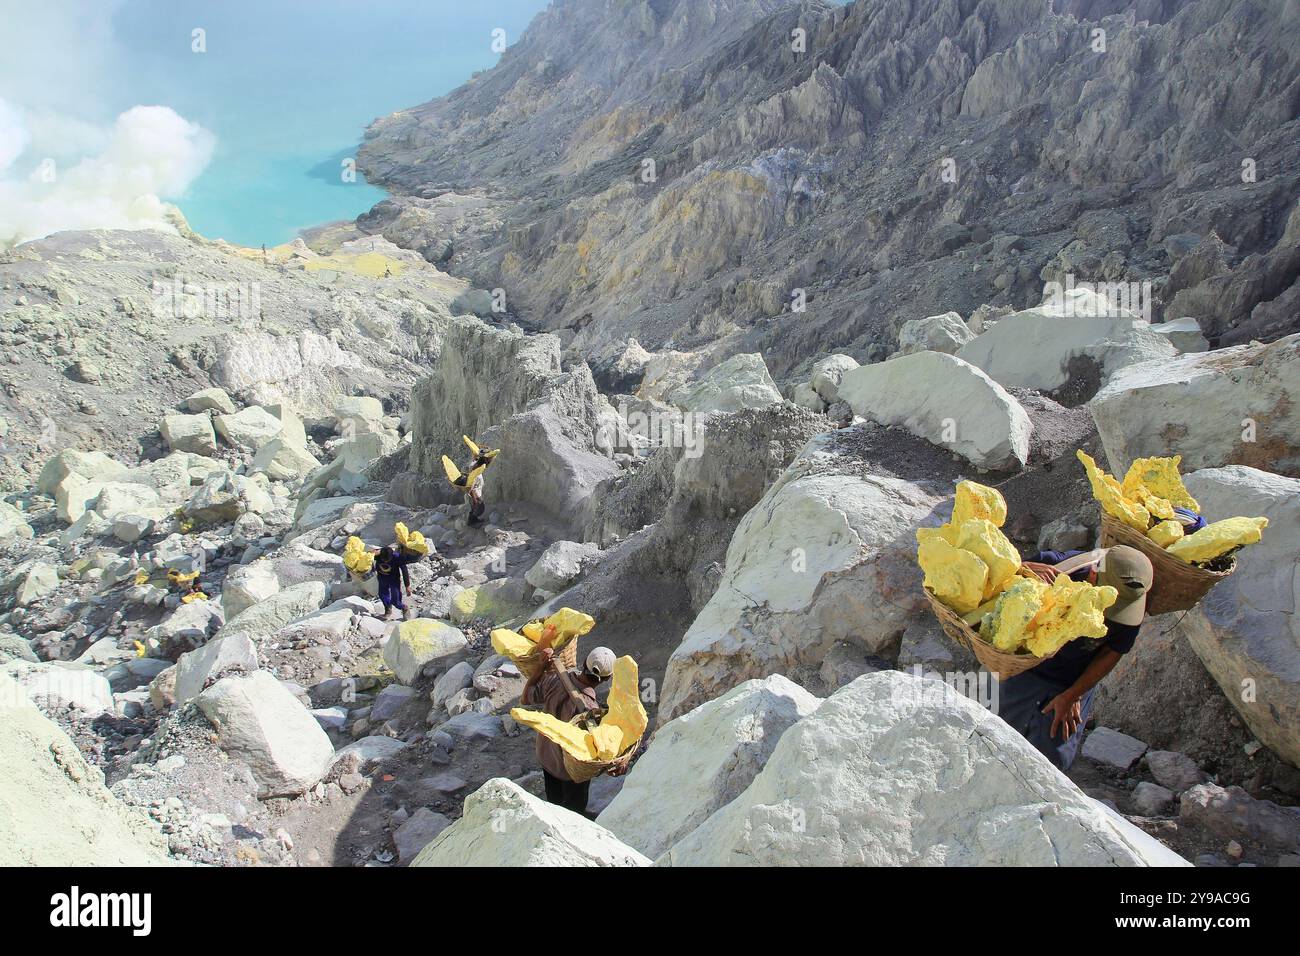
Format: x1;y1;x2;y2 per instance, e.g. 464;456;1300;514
1;0;1298;868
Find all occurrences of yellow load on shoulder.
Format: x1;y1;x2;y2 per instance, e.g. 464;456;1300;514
979;574;1117;658
916;481;1021;615
463;435;499;461
342;536;374;575
1122;456;1199;513
491;607;595;660
394;521;429;556
1147;520;1184;548
1166;516;1268;564
510;655;647;762
1078;450;1151;532
952;479;1008;527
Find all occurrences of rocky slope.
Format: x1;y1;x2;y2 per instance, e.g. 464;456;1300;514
2;0;1299;870
358;0;1300;383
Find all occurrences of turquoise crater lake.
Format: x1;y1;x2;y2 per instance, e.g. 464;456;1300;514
111;0;548;247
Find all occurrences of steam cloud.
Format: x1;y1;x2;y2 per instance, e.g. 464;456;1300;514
0;101;215;247
0;0;215;248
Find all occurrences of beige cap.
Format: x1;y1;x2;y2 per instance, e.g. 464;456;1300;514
1099;546;1154;626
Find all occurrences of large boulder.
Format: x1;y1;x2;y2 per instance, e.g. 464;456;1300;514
93;481;162;522
196;671;335;797
661;671;1189;866
160;413;219;457
956;305;1175;398
214;581;329;645
524;540;602;593
896;311;975;356
809;354;860;404
410;778;650;867
1178;466;1300;766
12;560;58;606
479;369;622;526
221;560;281;620
183;386;237;415
36;449;129;497
0;672;172;865
0;500;33;540
144;598;224;652
214;405;285;452
658;434;942;723
1089;334;1300;478
3;661;114;714
173;634;260;705
251;437;321;482
668;353;782;414
837;352;1031;471
183;473;274;526
384;619;467;684
598;675;821;858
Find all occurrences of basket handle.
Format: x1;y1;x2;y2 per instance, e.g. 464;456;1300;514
1052;548;1106;577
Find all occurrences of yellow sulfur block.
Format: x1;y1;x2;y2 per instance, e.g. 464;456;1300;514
1021;578;1116;658
918;532;988;615
1123;456;1199;513
342;536;374;574
491;627;534;659
1078;450;1150;532
1166;516;1268;564
509;708;598;760
981;576;1048;653
952;480;1008;528
954;518;1022;601
1147;520;1184;548
603;656;647;756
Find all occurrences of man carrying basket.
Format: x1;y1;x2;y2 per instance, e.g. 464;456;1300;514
520;635;621;818
999;545;1154;770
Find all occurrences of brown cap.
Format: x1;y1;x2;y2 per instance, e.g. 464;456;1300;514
1098;545;1154;626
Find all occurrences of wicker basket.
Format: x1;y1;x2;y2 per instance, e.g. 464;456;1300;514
1098;512;1235;616
922;584;1056;679
515;637;579;682
561;719;640;784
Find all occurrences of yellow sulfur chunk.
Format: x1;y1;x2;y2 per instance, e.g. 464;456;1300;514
342;536;374;575
491;608;597;663
954;518;1022;601
916;524;960;547
1123;456;1199;512
952;480;1008;528
918;533;989;615
1078;450;1150;532
981;577;1048;653
509;708;597;760
395;522;430;556
509;655;646;762
1020;578;1117;658
1130;487;1175;521
602;655;648;757
522;608;596;648
490;627;534;659
1166;517;1268;564
1147;520;1184;548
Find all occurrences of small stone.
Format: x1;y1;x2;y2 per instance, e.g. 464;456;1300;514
1080;727;1148;770
1225;840;1243;859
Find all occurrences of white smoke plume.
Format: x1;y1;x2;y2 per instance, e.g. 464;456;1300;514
0;1;215;247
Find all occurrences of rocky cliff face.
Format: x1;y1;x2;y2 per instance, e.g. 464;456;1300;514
359;0;1300;380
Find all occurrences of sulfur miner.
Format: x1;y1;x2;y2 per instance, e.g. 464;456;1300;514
1003;545;1155;769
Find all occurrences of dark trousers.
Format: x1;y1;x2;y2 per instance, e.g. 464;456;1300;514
997;671;1096;770
542;770;591;817
378;579;405;611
